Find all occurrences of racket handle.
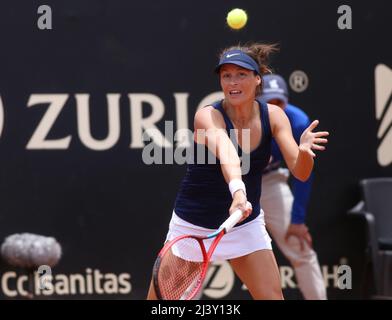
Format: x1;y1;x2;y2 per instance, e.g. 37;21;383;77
219;201;252;233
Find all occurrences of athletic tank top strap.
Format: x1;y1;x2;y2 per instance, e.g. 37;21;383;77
212;100;271;150
211;100;238;147
211;100;234;132
259;100;272;142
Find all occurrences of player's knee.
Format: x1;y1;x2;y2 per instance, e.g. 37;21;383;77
249;278;284;300
253;284;283;300
267;283;284;300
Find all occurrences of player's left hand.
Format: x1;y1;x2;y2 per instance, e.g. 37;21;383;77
299;120;329;157
285;223;313;251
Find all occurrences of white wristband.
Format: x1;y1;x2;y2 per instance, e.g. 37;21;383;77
229;179;247;198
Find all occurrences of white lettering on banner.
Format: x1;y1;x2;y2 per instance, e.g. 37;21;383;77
0;269;132;298
279;266;297;288
26;94;71;149
239;261;352;293
23;92;224;150
129;93;172;148
1;272;18;297
70;274;85;294
17;275;29;297
39;275;54;295
76;94;121;150
174;93;191;148
323;265;340;288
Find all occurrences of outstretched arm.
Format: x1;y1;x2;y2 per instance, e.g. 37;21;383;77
268;104;329;182
194;106;242;183
194;106;251;219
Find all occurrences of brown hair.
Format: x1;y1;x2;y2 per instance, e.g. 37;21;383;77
219;42;279;96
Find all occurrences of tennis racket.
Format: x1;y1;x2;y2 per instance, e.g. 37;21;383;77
152;202;251;300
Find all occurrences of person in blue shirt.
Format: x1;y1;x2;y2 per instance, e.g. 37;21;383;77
147;45;328;300
259;74;327;299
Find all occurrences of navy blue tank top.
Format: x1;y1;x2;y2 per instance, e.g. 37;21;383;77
174;100;272;229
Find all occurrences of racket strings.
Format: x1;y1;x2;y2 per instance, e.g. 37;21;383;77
157;237;205;300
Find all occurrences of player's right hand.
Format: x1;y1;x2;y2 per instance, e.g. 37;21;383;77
230;191;252;222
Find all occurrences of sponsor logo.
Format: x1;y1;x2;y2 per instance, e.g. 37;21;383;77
226;53;241;58
202;261;235;299
0;92;222;151
0;268;132;298
269;79;280;89
289;70;309;92
202;258;352;299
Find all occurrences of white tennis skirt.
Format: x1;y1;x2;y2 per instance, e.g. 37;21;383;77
165;210;272;262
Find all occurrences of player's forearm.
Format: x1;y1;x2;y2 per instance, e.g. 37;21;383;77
292;148;314;182
205;129;242;183
219;146;246;199
218;146;242;183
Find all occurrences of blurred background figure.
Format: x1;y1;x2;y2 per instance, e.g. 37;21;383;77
259;74;327;300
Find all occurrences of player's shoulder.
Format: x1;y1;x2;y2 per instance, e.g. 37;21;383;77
267;103;289;130
195;104;222;120
194;104;225;130
267;103;285;116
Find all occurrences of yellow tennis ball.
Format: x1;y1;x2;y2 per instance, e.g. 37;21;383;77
226;8;248;30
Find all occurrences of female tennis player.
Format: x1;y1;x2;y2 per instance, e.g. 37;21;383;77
147;43;329;300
